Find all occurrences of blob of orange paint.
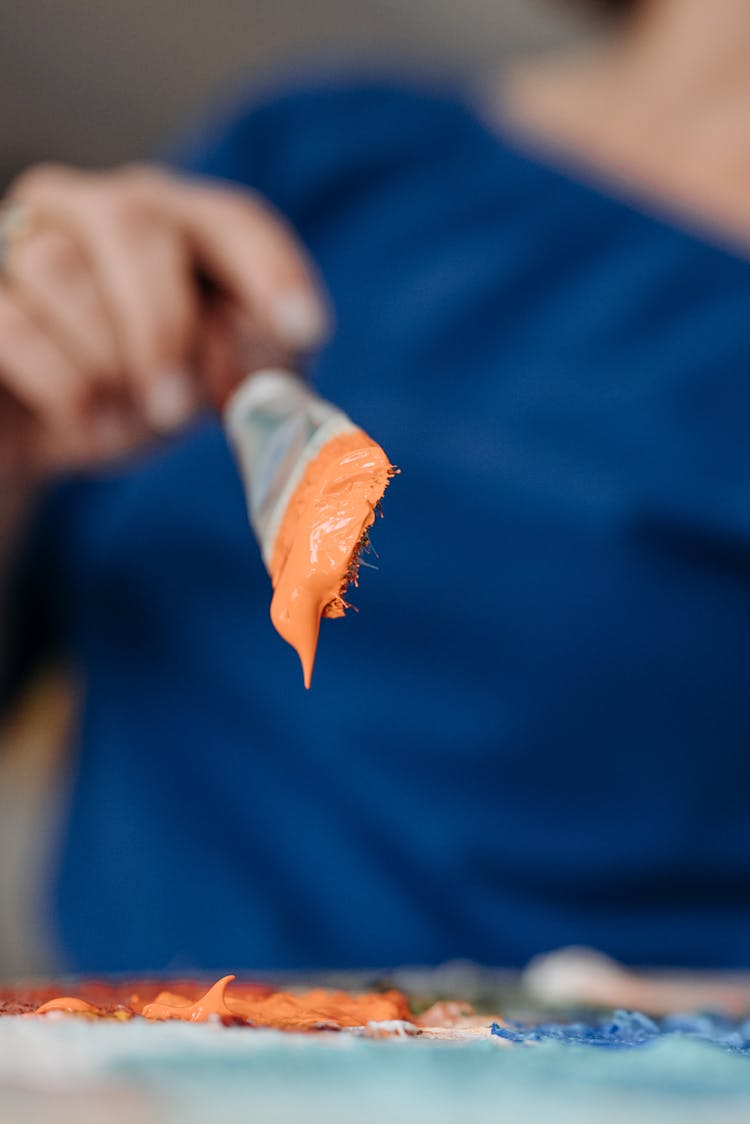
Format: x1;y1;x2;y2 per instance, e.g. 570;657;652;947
140;975;238;1021
35;996;102;1016
268;429;395;687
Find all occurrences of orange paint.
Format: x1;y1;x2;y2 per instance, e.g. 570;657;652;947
141;975;238;1022
35;996;102;1015
269;429;395;687
227;987;412;1031
28;977;413;1031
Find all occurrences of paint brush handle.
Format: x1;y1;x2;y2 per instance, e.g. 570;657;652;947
223;368;358;568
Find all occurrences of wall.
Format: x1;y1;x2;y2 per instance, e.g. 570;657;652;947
0;0;590;183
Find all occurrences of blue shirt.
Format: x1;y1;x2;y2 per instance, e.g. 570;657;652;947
20;76;750;972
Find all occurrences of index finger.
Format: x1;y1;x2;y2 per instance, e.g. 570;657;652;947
166;177;331;351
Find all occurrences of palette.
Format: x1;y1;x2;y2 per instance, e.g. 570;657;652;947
3;966;750;1124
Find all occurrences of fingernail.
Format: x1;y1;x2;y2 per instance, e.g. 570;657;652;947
272;291;328;349
145;370;195;431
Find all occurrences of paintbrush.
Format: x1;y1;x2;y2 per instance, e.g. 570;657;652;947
222;367;395;688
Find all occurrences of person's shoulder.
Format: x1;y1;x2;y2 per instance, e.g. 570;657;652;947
243;67;472;134
172;66;479;210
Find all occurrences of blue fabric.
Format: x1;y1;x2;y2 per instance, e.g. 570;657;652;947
27;76;750;972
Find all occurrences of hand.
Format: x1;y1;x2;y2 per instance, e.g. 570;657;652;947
0;163;328;479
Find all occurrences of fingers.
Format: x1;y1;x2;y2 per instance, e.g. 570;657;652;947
6;161;332;447
9;227;121;387
0;288;86;424
165;177;330;351
15;167;199;430
0;283;149;470
77;191;197;427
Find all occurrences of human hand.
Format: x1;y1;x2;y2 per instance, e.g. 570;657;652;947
0;163;327;479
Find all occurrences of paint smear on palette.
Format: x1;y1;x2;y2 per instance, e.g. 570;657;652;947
27;977;414;1031
492;1009;750;1053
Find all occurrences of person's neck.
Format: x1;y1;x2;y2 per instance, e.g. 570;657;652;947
497;0;750;244
623;0;750;107
506;0;750;146
606;0;750;136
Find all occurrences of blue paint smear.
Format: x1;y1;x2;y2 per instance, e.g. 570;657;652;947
491;1010;750;1053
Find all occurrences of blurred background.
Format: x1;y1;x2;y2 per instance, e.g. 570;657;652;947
0;0;597;978
0;0;595;186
